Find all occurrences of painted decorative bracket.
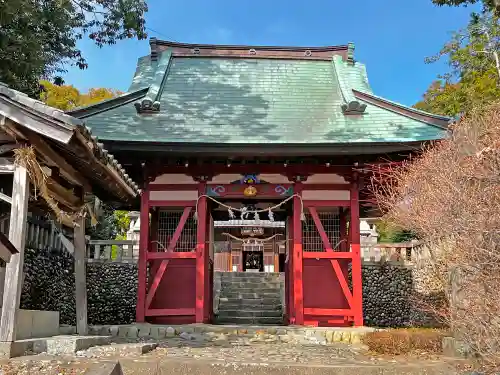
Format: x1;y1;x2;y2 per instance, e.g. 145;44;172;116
341;100;367;115
134;98;160;113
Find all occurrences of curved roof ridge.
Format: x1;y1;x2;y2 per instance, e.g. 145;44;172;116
353;89;451;128
331;55;356;104
66;87;148;119
153;38;349;52
134;49;173;113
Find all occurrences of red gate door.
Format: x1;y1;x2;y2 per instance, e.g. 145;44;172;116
145;207;198;324
302;206;354;326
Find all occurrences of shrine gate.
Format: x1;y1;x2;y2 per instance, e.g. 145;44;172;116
69;39;450;326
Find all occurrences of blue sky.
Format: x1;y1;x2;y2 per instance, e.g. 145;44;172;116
63;0;479;106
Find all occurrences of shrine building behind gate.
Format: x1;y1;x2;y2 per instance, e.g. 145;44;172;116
69;39;449;327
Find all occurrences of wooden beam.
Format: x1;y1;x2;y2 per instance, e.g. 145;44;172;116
0;192;11;205
47;178;82;210
22;130;91;190
0;232;18;264
72;131;136;198
0;165;29;342
0;158;14;174
74;215;87;335
0;144;17;156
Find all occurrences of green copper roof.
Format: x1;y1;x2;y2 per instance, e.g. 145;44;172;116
71;48;449;144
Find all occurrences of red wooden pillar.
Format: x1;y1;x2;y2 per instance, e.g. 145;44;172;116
286;215;294;323
136;186;149;323
204;214;212;322
293;182;304;325
196;181;208;323
350;176;364;326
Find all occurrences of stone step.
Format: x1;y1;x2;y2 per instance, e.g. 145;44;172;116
221;281;282;287
220;292;281;299
214;316;284;325
218;302;282;310
220;279;282;285
221;287;281;295
221;273;282;277
219;297;282;304
220;273;282;280
217;309;283;318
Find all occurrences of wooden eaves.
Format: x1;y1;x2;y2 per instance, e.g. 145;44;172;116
0;83;140;226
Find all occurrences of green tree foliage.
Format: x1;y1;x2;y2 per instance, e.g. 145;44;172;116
376;220;418;243
415;12;500;116
86;201;130;242
0;0;147;97
39;80;121;111
431;0;499;15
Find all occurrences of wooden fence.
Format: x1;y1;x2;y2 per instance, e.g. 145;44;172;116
0;215;71;252
361;242;422;265
85;240;422;266
86;240;138;263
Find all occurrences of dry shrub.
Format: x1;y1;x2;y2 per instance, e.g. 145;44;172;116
362;329;445;355
371;102;500;368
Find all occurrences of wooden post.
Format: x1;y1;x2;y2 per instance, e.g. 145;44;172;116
350;176;364;326
292;181;304;325
286;214;294;323
0;165;29;342
136;187;149;322
195;181;207;323
74;215;87;335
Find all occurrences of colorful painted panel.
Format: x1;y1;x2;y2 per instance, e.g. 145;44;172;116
206;184;294;198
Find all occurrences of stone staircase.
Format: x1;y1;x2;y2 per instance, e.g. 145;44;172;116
215;272;284;325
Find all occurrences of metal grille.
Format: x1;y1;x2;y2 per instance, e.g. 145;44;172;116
157;210;196;252
302;211;340;252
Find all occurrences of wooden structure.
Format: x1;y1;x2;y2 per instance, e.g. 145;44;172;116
0;232;18;264
0;84;138;348
69;40;450;326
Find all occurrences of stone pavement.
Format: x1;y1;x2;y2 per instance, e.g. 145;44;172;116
0;329;466;375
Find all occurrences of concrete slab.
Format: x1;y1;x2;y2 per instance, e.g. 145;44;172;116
0;340;32;358
43;335;112;355
11;309;60;340
32;310;60;338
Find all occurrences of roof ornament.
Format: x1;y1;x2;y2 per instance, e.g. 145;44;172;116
347;42;355;65
249;48;256;55
192;47;200;55
304;50;312;57
150;37;159;61
341;100;367;115
134;98;160;113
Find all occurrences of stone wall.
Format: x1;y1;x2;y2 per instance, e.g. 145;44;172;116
20;246;443;327
360;264;444;327
21;246;137;325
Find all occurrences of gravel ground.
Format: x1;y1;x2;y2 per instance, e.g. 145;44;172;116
0;333;459;375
